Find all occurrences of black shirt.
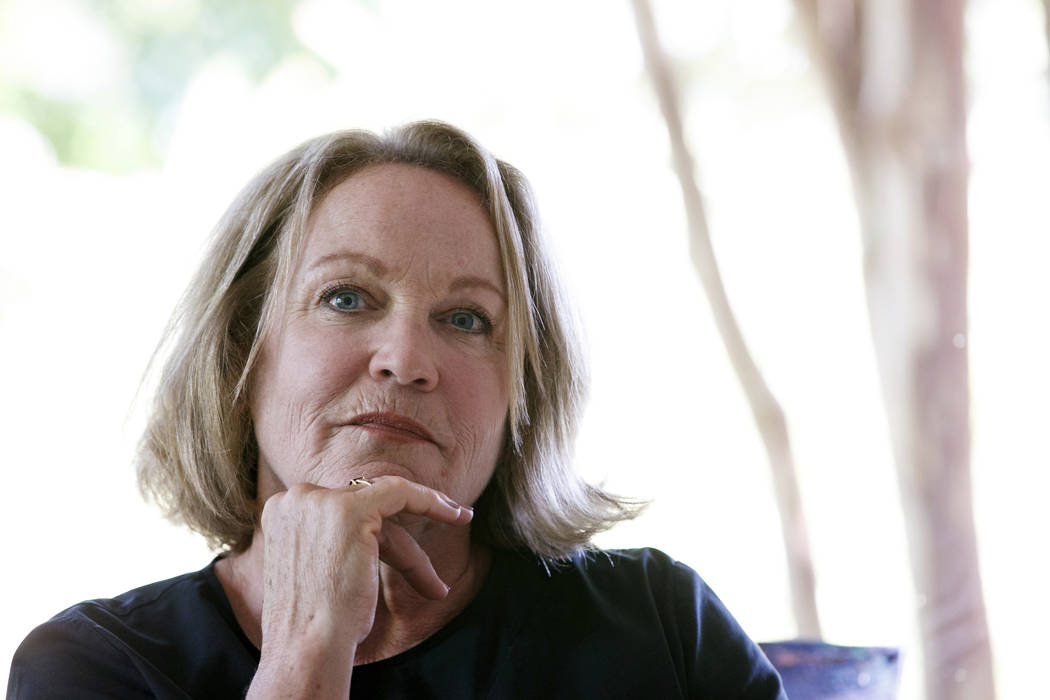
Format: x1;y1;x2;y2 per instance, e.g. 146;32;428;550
8;548;785;699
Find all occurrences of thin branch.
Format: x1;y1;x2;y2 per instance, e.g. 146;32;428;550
630;0;822;638
1043;0;1050;91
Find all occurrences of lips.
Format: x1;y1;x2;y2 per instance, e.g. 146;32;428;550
346;412;436;444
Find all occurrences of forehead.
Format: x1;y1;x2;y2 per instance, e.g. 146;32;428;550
299;164;503;285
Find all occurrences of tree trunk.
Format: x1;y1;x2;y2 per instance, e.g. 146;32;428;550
630;0;822;639
793;1;995;698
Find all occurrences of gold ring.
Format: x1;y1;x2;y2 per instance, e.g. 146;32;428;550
348;478;373;488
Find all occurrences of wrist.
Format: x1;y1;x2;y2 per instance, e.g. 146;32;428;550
248;632;357;699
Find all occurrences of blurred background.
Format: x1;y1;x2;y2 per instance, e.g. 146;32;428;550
1;0;1047;697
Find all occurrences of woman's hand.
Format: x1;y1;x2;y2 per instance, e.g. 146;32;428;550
245;475;472;699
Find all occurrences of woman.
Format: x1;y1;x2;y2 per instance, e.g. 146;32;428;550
9;121;785;699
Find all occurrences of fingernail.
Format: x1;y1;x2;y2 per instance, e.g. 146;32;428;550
441;494;462;509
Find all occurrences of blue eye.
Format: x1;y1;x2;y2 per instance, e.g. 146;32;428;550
327;290;362;311
448;310;490;333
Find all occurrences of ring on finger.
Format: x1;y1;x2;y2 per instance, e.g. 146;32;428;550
348;478;373;488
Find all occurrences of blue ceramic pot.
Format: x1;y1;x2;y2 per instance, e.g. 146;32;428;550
759;640;900;699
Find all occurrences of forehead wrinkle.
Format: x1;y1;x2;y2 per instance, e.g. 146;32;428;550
299;166;504;301
412;248;504;304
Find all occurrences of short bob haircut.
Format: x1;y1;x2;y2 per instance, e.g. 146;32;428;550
138;120;644;560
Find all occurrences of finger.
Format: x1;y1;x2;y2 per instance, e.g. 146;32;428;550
356;476;474;525
376;520;450;600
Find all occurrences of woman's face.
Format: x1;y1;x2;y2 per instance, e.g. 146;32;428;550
249;164;509;508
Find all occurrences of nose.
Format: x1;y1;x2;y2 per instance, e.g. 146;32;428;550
368;316;439;391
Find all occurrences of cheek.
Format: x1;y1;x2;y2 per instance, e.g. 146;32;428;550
446;358;509;455
250;327;365;440
280;326;366;396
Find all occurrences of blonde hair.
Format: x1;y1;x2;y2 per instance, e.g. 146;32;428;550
137;120;644;559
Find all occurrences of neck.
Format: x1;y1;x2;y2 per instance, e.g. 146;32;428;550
215;524;490;664
356;536;490;663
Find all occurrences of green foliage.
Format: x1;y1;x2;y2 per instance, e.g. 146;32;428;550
1;0;330;172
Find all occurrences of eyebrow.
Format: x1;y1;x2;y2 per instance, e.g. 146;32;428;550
305;251;388;278
450;275;506;302
304;251;506;301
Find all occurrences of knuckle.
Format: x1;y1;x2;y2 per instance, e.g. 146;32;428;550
354;516;382;541
285;482;314;499
380;474;408;490
259;492;284;522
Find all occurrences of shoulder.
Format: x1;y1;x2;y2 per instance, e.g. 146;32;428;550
601;548;786;699
525;546;712;606
490;546;697;636
20;565;218;651
495;547;786;699
569;546;697;583
549;548;743;643
8;569;204;698
504;544;686;577
59;566;215;623
8;563;254;699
